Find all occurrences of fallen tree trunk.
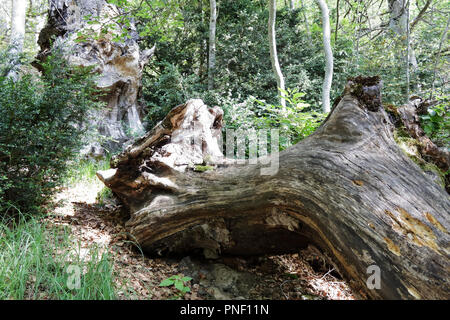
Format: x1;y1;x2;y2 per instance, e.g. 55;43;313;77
98;76;450;299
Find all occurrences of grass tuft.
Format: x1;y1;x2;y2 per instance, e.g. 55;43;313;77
0;210;118;300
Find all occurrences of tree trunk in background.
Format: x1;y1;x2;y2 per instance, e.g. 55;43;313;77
268;0;286;108
208;0;217;90
98;77;450;300
290;0;295;10
198;0;206;81
405;0;410;102
430;16;450;100
315;0;333;113
7;0;27;80
299;0;311;41
388;0;418;71
335;0;340;42
35;0;154;157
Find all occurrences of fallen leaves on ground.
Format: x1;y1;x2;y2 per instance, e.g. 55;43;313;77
42;181;355;300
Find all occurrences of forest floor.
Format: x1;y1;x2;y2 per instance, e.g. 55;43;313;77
46;178;355;300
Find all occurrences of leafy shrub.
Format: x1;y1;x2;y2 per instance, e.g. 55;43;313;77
222;88;326;151
420;95;449;148
0;49;101;215
143;62;207;128
159;274;192;299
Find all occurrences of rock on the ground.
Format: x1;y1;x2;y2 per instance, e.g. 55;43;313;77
179;256;256;300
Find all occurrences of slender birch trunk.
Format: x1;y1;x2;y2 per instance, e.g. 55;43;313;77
290;0;295;10
208;0;217;90
268;0;286;108
430;16;450;100
315;0;333;113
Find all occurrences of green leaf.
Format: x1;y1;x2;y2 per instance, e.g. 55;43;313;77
174;280;184;291
181;286;191;293
159;279;174;286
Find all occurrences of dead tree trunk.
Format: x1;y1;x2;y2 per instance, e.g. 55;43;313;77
98;77;450;300
35;0;155;156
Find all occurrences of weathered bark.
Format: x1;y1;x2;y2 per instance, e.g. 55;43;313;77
268;0;286;108
315;0;333;113
208;0;217;90
34;0;154;156
7;0;27;80
98;77;450;300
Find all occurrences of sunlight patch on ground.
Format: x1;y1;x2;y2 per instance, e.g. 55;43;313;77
53;180;104;216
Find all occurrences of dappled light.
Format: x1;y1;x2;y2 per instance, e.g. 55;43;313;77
0;0;448;305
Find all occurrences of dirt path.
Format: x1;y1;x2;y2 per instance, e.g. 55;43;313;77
47;181;355;300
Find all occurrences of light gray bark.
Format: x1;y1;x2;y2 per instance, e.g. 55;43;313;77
315;0;333;113
388;0;418;70
35;0;154;156
289;0;295;10
208;0;217;90
98;77;450;300
7;0;27;80
268;0;286;108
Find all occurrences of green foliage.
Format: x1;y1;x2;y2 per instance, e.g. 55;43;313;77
159;274;192;299
222;88;326;151
0;212;117;299
193;165;214;172
96;187;114;206
64;157;111;186
420;95;450;148
143;62;204;128
0;49;101;215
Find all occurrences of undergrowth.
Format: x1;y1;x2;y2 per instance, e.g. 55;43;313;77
0;209;118;300
63;156;111;186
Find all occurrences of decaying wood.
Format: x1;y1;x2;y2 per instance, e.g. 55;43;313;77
98;77;450;300
397;98;450;172
35;0;155;155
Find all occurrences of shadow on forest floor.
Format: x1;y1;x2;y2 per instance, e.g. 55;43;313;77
46;182;355;300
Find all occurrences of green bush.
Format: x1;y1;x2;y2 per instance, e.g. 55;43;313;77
420;95;450;148
0;49;101;215
222;88;326;152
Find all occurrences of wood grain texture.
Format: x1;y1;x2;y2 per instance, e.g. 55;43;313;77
98;77;450;299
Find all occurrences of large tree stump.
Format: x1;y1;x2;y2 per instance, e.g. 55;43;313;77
97;77;450;299
35;0;155;155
